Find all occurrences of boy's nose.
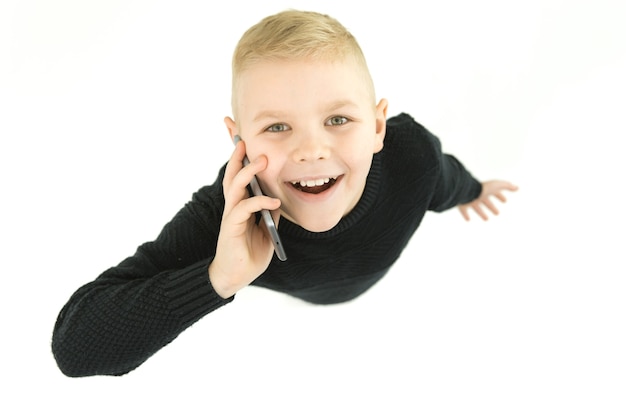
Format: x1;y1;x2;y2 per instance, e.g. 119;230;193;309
291;135;330;163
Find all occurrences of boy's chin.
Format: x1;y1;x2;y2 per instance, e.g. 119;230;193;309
302;222;339;233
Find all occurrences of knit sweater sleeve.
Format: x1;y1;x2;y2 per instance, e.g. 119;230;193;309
51;174;232;377
426;129;482;212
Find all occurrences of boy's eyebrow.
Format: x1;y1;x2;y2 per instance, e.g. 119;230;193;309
253;110;287;123
325;99;360;112
252;100;360;122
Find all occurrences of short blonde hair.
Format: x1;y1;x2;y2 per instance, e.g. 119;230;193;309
231;10;375;117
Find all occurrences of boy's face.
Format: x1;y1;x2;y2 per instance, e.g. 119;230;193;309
226;58;388;232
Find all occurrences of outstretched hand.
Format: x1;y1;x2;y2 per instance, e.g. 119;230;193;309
458;180;518;221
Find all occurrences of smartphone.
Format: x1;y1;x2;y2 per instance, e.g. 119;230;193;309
233;135;287;261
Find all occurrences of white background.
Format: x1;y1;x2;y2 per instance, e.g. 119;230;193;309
1;0;625;417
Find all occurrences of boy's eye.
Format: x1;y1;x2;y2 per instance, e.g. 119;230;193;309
326;116;349;126
266;123;289;132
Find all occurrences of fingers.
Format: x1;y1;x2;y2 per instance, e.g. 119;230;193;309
460;180;518;221
221;140;282;239
490;181;519;196
231;196;281;224
223;140;254;203
481;197;500;216
222;141;274;214
459;205;470;221
505;183;519;192
486;181;519;207
459;198;496;221
473;202;489;221
494;192;507;203
222;140;246;193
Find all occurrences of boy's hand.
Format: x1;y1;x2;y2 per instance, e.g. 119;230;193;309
208;140;281;299
458;180;518;221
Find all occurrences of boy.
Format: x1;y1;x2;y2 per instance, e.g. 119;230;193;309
52;10;517;377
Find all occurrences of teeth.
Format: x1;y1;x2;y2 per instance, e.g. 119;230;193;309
292;177;334;187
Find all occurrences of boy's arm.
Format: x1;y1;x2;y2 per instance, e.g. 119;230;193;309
51;183;232;377
428;149;483;212
423;129;517;216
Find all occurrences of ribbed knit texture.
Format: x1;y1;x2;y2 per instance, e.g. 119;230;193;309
51;113;481;377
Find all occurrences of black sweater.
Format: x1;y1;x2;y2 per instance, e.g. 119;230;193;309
51;113;482;377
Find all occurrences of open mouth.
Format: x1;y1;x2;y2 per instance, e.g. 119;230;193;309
290;176;339;194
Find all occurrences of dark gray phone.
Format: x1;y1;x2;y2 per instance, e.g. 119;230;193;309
233;135;287;261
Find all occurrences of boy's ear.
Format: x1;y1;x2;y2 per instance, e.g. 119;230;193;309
224;116;238;140
373;98;388;153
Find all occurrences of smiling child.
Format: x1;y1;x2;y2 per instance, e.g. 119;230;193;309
52;9;517;377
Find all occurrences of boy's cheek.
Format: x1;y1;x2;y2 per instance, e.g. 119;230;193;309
258;156;284;181
256;172;281;197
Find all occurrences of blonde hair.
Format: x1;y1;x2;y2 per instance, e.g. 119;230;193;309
231;10;375;117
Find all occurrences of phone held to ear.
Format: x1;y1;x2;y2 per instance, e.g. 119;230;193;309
233;135;288;262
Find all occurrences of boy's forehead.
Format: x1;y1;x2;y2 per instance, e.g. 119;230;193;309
234;58;374;118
